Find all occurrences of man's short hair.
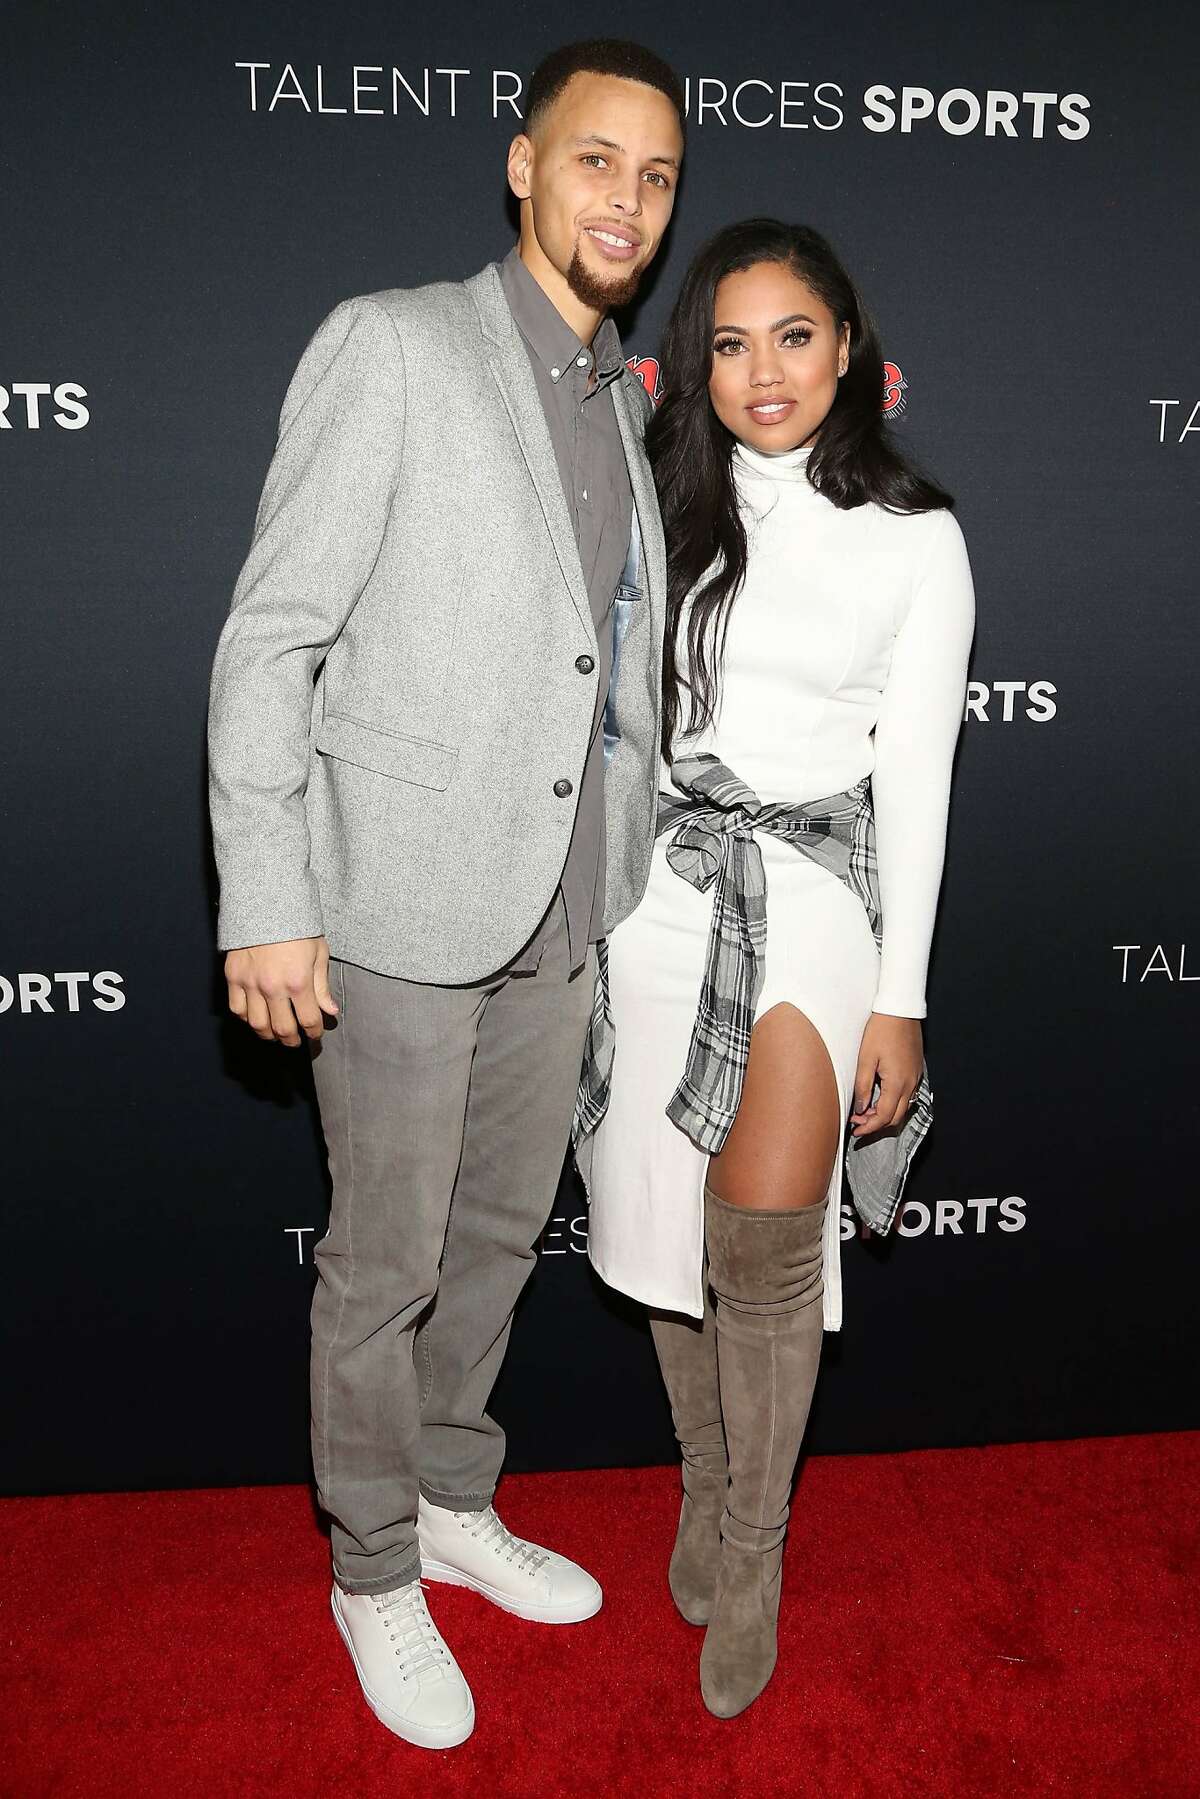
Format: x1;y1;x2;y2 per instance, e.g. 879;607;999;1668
526;39;686;140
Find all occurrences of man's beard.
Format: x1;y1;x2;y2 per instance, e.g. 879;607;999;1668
566;241;644;313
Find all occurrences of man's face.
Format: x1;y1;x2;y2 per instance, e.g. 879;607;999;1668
508;72;683;312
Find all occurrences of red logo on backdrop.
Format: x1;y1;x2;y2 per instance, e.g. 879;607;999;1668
627;355;908;418
883;361;908;416
626;356;663;404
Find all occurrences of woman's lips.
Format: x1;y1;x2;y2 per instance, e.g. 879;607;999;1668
746;398;797;425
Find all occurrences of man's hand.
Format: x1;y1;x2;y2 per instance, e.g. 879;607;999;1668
850;1013;923;1139
225;937;338;1046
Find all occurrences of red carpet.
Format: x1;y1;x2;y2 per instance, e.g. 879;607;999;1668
4;1434;1197;1797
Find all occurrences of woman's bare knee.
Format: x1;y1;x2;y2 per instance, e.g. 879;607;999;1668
708;1003;840;1212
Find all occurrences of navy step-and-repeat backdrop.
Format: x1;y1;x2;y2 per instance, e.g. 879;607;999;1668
3;1;1196;1496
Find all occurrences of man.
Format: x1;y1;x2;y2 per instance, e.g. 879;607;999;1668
208;40;685;1750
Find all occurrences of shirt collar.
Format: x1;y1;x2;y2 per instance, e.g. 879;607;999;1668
500;247;625;388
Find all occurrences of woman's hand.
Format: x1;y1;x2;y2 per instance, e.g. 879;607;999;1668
850;1013;923;1138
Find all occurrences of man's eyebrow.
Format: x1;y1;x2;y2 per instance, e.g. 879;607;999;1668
712;314;819;334
571;133;680;171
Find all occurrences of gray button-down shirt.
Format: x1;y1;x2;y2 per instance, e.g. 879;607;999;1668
499;248;633;973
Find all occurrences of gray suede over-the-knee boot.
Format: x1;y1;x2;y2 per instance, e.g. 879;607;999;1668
700;1183;827;1719
650;1292;728;1624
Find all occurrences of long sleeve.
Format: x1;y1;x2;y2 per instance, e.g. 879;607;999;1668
870;510;975;1017
207;298;407;951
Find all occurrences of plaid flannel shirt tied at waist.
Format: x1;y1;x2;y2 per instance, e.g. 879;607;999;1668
573;752;933;1236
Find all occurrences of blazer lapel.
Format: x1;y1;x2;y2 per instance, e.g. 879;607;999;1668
468;266;593;641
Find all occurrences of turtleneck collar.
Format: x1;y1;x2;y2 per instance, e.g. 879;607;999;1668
734;440;814;483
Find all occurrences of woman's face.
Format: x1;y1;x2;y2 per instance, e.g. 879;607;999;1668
707;261;849;453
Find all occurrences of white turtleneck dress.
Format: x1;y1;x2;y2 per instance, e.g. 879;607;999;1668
587;442;975;1330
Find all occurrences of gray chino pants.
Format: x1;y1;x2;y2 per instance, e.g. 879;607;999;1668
308;905;595;1595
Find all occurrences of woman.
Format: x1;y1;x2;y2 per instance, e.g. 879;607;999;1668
582;220;975;1717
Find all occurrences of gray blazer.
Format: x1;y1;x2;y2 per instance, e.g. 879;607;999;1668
208;261;666;984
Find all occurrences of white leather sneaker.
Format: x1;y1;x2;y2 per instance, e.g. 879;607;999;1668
417;1495;602;1624
330;1581;475;1749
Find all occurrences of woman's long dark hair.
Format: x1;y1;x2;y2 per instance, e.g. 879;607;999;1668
648;218;953;758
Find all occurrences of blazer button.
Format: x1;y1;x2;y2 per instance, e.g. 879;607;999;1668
553;778;573;798
575;654;595;675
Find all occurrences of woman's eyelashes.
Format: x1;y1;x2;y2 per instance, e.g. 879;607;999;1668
712;326;814;356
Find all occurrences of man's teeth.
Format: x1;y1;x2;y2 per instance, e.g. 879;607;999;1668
587;229;632;248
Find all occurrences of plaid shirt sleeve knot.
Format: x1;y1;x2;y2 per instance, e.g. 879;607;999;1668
574;753;934;1236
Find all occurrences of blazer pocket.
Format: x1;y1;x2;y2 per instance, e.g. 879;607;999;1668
316;713;458;791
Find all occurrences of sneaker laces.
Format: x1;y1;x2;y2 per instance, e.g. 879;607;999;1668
376;1581;451;1682
456;1507;549;1573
